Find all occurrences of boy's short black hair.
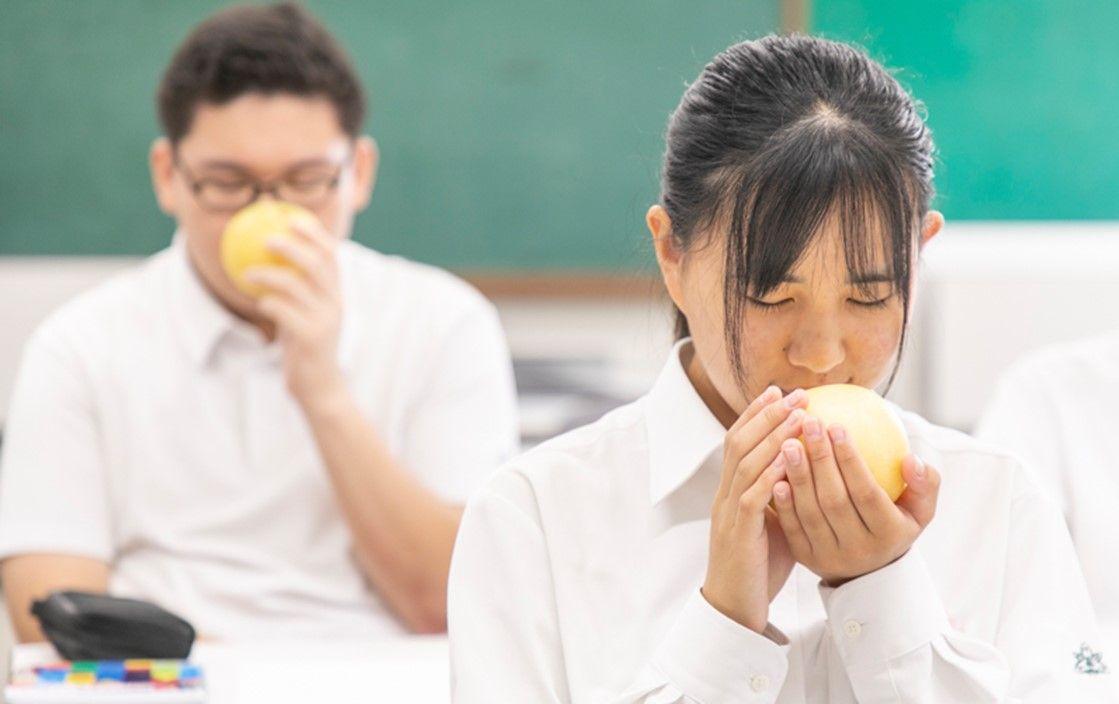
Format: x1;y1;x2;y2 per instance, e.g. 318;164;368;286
157;2;365;144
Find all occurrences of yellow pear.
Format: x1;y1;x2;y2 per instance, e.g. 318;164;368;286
802;384;909;502
220;200;317;298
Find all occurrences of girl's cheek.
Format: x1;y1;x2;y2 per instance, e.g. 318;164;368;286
856;317;905;377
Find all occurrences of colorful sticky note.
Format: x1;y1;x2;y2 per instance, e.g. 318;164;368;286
179;664;202;681
96;661;126;681
35;668;67;683
124;669;151;682
65;671;96;685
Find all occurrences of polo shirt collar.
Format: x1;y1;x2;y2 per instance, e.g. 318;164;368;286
169;233;237;369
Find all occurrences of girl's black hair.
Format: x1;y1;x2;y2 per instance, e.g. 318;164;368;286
659;34;934;389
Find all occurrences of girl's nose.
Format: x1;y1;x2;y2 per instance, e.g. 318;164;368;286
786;326;845;376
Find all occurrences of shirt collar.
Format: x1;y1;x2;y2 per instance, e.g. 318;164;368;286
169;233;238;368
644;338;729;506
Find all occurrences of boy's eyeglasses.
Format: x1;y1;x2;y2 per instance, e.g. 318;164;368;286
173;154;352;212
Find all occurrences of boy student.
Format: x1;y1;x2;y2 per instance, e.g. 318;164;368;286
0;2;517;641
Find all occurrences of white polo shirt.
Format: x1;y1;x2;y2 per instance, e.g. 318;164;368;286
0;236;518;640
976;331;1119;664
448;341;1114;703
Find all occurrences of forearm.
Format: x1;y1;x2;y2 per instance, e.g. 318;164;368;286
1;554;110;642
299;387;462;633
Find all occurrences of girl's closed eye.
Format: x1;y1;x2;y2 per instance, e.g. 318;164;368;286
747;296;793;310
849;294;894;308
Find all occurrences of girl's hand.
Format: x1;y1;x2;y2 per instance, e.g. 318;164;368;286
701;386;809;633
771;417;941;586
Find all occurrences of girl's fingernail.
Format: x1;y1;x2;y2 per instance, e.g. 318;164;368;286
783;442;800;465
774;483;790;501
785;389;806;408
804;417;822;438
913;457;926;479
828;425;847;444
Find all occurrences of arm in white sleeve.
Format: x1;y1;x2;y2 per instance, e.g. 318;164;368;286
0;322;113;561
820;548;1016;703
448;471;790;703
820;479;1115;702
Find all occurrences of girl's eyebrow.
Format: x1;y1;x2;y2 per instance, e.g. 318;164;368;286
851;272;893;284
778;272;891;285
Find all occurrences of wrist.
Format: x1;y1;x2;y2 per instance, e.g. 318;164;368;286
822;549;910;589
293;371;352;419
700;585;768;635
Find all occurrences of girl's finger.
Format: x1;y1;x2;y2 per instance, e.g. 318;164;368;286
828;424;896;535
735;452;788;536
805;420;867;540
895;455;941;529
728;385;781;435
716;387;779;499
783;438;838;551
772;480;812;558
717;389;805;501
727;408;806;504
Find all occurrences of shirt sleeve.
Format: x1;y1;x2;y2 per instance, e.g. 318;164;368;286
819;548;1014;702
0;322;114;562
396;294;519;504
448;471;790;704
818;485;1115;702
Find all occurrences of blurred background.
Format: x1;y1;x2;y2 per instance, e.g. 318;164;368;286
2;0;1119;445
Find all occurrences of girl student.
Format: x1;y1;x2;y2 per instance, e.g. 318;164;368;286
448;35;1112;702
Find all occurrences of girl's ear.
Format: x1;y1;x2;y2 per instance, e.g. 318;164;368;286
647;205;688;312
920;210;944;249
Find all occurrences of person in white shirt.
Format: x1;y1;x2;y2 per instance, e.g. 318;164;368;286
0;3;517;641
976;333;1119;664
447;35;1113;702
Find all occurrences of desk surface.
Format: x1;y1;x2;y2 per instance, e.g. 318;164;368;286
9;638;450;704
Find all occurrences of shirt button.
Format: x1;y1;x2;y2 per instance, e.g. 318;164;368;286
749;674;770;692
844;620;862;638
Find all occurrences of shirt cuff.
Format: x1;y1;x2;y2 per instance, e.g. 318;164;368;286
652;589;790;704
818;547;951;671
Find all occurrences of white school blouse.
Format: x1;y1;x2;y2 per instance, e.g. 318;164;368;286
448;340;1115;703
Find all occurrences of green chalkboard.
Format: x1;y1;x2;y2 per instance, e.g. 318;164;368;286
0;1;779;269
813;0;1119;220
